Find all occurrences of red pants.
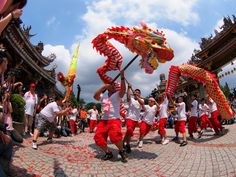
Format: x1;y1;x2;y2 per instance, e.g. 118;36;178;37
125;119;138;137
139;121;151;136
89;120;97;132
210;111;223;132
94;119;122;147
175;120;186;134
158;118;167;136
188;116;198;135
200;114;210;129
70;120;75;135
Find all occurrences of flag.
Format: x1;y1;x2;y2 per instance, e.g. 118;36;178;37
63;44;80;102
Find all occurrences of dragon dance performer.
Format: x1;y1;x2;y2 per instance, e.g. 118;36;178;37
188;94;199;139
137;97;159;148
198;98;211;138
172;96;188;147
207;97;224;135
157;92;170;145
123;83;144;153
93;71;128;163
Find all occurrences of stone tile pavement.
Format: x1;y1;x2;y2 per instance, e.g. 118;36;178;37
9;124;236;177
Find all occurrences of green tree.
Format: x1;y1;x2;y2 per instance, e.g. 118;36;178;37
85;102;101;112
69;92;79;106
79;98;86;106
221;82;231;98
10;94;26;122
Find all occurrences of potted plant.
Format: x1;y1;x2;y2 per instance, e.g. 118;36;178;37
10;94;25;134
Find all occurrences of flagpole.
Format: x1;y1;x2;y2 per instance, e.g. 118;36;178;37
111;54;139;83
102;54;139;93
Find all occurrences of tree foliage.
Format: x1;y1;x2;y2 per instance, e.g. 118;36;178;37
10;94;26;122
85;102;101;112
220;82;232;99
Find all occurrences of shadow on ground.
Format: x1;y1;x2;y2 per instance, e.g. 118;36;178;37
89;142;158;162
54;158;68;177
37;140;75;147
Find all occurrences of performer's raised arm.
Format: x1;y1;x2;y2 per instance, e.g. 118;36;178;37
94;84;110;101
119;70;126;98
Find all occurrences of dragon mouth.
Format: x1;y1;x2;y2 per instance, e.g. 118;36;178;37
139;50;158;74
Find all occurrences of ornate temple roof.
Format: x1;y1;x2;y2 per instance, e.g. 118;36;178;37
2;20;56;84
0;19;62;96
196;16;236;71
176;16;236;92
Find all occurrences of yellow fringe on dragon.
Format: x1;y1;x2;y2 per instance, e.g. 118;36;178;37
166;64;234;119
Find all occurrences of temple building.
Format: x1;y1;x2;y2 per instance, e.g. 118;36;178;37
0;19;62;96
150;15;236;98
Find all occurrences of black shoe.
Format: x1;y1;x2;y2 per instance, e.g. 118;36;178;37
180;141;188;147
189;135;195;140
198;131;203;139
119;150;128;163
123;142;126;149
172;137;179;142
102;152;113;161
125;144;131;154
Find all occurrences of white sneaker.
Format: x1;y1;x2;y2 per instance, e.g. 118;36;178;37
162;139;169;145
138;140;143;148
32;142;37;150
136;140;140;146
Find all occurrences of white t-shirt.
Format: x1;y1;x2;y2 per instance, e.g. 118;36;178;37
199;103;209;117
24;91;38;116
159;97;168;119
126;97;143;121
177;102;187;121
208;98;217;113
190;100;198;117
69;108;78;121
88;109;99;120
101;92;120;120
40;102;61;122
143;105;158;125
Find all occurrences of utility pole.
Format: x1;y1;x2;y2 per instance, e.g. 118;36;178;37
77;84;81;102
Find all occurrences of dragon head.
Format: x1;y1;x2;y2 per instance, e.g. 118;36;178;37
100;22;174;74
127;22;174;74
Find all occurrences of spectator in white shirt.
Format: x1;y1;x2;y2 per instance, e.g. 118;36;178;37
69;105;78;136
88;105;99;133
32;96;71;150
23;83;38;136
123;83;144;153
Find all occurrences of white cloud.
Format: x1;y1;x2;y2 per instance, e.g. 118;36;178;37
44;0;199;102
213;18;224;34
46;16;56;26
83;0;199;27
42;44;71;93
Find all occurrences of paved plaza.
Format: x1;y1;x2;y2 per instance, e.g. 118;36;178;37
10;124;236;177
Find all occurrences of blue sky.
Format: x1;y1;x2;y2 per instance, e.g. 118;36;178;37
20;0;236;102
